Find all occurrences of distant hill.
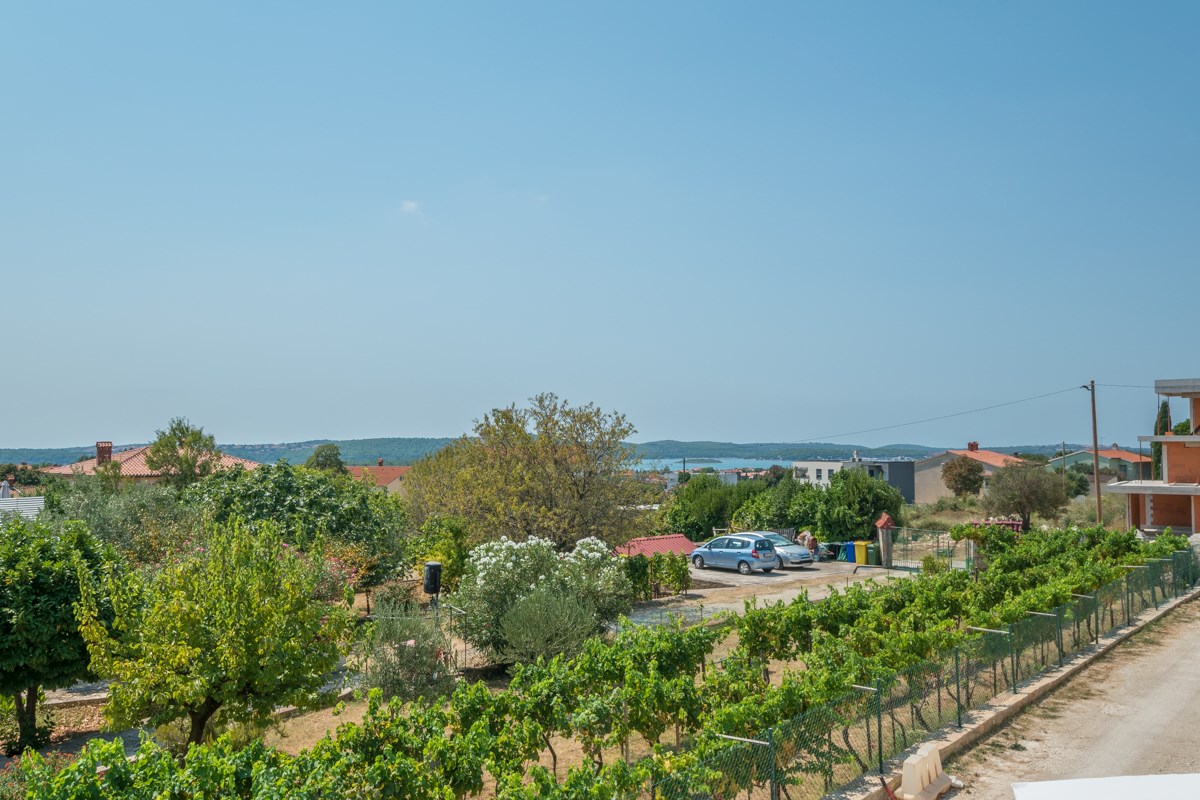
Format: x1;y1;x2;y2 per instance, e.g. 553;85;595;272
220;438;457;466
632;440;942;461
1;437;1086;468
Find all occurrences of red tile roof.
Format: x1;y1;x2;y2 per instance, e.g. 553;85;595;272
345;465;411;487
42;446;258;478
1090;448;1151;464
615;534;696;559
945;449;1026;469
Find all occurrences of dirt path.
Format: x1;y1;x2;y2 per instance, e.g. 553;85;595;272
948;597;1200;798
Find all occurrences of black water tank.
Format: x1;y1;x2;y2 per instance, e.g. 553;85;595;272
423;561;442;595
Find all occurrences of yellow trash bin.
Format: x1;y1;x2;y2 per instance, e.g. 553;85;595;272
854;540;868;565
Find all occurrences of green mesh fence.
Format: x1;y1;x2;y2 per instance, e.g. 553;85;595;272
651;549;1199;800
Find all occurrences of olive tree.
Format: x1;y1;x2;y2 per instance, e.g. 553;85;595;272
983;464;1068;530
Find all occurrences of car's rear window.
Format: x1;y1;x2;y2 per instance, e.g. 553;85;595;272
755;540;772;549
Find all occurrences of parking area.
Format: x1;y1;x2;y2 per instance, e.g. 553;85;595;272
687;557;871;588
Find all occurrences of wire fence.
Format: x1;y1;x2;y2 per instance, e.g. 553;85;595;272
890;528;975;572
650;548;1197;800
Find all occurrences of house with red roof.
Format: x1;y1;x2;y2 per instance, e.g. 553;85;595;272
42;441;259;484
913;442;1027;504
1046;446;1151;481
345;459;411;495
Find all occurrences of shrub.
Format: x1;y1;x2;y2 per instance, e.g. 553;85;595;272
624;555;652;601
921;554;950;575
0;751;72;800
500;590;597;664
360;603;456;702
650;552;692;595
452;536;633;658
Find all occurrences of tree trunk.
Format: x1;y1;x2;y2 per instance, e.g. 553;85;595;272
187;697;222;746
11;687;40;751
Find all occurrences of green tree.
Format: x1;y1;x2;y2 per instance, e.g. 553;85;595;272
1152;400;1171;479
1061;466;1091;498
0;518;108;752
983;464;1068;530
817;468;904;540
144;417;223;489
304;443;348;474
185;462;410;586
941;456;984;497
45;476;195;567
405;393;645;547
731;477;803;530
661;473;770;541
77;521;356;746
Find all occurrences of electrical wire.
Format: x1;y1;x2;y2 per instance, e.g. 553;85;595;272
794;385;1085;443
1097;383;1155;389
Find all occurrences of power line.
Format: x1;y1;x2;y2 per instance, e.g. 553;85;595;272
795;385;1084;443
1096;383;1154;389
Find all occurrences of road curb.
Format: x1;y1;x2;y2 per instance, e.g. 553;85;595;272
841;583;1200;800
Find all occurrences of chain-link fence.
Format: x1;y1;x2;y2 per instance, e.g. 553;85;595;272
649;548;1198;800
890;528;974;572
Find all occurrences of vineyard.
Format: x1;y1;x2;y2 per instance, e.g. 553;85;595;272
19;526;1196;800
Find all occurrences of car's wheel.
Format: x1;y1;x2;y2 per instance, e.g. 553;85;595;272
775;556;785;570
762;568;774;573
692;555;705;569
737;560;752;575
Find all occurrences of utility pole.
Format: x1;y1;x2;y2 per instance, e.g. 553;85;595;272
1084;381;1102;525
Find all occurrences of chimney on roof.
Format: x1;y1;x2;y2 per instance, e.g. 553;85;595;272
377;458;384;467
967;441;979;452
96;442;113;465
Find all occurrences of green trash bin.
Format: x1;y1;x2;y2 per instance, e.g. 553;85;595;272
867;543;880;566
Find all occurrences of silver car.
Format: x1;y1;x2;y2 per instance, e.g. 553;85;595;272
761;532;815;569
691;534;778;575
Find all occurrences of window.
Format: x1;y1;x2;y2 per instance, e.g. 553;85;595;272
816;469;823;480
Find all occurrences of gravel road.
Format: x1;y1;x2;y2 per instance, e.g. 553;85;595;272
947;596;1200;798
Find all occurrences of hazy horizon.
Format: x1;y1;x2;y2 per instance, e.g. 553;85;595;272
4;3;1193;449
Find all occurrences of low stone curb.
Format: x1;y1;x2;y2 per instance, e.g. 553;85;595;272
838;583;1200;800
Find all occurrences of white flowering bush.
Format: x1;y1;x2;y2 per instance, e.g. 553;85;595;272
452;535;633;658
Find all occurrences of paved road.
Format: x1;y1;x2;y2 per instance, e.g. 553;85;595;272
948;596;1200;798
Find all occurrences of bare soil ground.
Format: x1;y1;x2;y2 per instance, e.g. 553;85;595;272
946;597;1200;798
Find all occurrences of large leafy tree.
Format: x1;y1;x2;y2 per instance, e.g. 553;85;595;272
661;473;770;541
817;468;904;540
0;518;108;752
405;393;645;547
184;461;409;586
144;417;223;489
304;443;348;474
942;456;984;497
983;464;1068;530
77;521;356;746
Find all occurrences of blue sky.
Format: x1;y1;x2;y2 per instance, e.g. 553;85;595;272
3;3;1195;449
